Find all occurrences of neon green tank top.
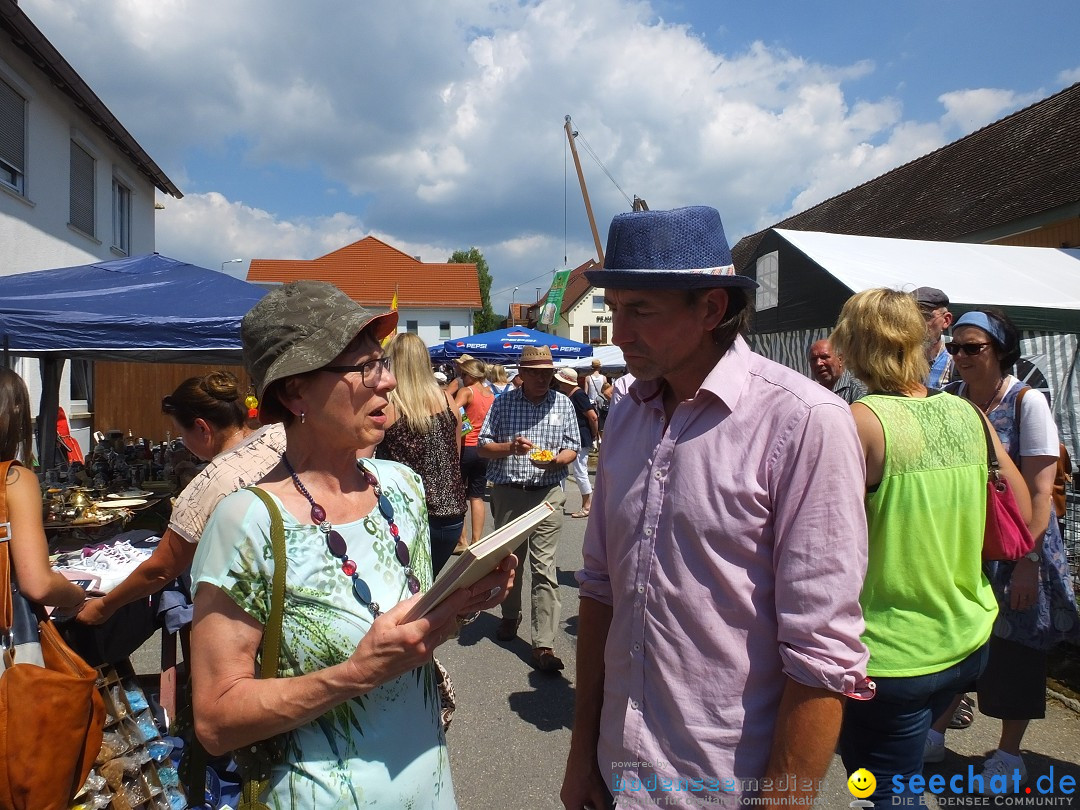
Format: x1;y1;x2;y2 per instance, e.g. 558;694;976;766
859;393;998;677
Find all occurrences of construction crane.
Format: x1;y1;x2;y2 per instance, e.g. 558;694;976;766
563;115;648;267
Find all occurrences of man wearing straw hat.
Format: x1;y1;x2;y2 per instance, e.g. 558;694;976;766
561;207;871;809
478;344;580;672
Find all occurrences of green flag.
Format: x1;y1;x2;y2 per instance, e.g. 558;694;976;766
539;269;573;326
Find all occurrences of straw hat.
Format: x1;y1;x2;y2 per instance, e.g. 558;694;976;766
519;345;554;369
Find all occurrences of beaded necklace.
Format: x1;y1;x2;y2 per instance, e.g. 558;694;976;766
282;455;420;617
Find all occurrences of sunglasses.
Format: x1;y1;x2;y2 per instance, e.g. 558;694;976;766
945;342;991;357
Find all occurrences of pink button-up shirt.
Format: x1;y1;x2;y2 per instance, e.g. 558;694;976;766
578;337;870;804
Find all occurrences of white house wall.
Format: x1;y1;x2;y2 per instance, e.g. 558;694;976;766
0;44;160;455
545;289;612;345
395;307;476;346
0;49;158;277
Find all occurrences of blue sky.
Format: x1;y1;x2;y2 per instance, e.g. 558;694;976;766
21;0;1080;313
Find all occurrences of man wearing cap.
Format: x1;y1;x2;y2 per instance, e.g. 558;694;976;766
916;287;955;388
561;207;870;809
808;338;867;404
478;345;580;672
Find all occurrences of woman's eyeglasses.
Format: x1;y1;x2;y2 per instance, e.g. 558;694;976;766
944;342;991;357
322;357;392;388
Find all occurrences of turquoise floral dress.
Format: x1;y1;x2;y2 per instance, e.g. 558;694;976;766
192;458;455;809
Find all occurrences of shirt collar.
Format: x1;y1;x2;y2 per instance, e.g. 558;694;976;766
628;335;751;411
514;386;556;407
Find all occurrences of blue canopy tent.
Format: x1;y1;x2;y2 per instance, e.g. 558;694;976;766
438;327;593;363
0;253;268;466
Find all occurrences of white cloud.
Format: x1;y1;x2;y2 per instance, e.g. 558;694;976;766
1058;67;1080;86
22;0;1075;313
937;88;1044;135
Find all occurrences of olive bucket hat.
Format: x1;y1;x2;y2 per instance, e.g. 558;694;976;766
242;280;398;398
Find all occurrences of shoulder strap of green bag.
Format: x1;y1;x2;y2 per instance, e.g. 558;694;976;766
235;487;288;810
244;486;286;679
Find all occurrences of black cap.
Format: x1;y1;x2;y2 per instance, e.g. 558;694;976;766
914;287;949;308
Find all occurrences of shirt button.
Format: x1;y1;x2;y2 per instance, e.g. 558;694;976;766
631;699;640;710
654;471;662;479
644;527;652;536
636;585;645;594
633;642;641;651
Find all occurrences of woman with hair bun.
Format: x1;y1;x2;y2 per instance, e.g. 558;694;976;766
77;370;285;625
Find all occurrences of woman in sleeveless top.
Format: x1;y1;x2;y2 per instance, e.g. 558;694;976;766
830;289;1029;808
486;364;513;397
937;309;1080;784
454;356;495;548
376;333;466;575
0;368;87;614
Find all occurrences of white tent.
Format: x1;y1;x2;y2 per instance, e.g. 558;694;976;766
745;229;1080;457
563;345;625;372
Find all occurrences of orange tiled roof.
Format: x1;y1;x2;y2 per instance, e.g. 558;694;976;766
247;236;481;309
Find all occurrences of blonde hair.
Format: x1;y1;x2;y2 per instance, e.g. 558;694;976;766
457;357;487;381
487;364;509;385
386;333;447;434
831;288;929;393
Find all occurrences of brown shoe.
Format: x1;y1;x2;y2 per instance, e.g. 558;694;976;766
530;647;565;672
495;615;522;642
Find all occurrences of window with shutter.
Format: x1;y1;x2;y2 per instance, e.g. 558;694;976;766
70;140;95;236
112;178;131;253
582;326;589;343
0;78;26;193
601;326;608;344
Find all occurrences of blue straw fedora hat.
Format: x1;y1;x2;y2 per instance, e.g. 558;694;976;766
583;206;758;290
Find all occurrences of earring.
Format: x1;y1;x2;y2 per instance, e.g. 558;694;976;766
300;411;306;424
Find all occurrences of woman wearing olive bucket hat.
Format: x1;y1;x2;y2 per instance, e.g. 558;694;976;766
189;280;516;809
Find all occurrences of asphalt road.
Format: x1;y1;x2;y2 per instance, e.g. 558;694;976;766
134;476;1080;808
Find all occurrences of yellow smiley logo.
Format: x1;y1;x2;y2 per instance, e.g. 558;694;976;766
847;768;876;799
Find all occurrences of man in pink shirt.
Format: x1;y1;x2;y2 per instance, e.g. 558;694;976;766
561;207;872;810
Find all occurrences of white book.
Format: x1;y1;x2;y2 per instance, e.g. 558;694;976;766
403;501;554;622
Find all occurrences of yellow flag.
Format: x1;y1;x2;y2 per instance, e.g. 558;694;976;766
382;287;399;347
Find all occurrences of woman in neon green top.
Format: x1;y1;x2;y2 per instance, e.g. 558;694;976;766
830;288;1029;809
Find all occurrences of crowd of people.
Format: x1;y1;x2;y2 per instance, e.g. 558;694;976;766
5;204;1080;808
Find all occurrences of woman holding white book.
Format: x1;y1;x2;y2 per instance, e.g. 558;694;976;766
190;281;515;809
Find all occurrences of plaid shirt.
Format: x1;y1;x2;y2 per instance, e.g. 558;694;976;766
478;387;580;487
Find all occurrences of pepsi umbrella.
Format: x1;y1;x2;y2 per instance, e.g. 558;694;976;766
441;327;593;361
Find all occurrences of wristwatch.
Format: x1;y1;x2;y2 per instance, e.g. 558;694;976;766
1024;550;1042;563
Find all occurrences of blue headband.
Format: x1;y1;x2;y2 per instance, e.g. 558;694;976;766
953;311;1007;346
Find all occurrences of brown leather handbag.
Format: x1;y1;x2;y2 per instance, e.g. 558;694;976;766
0;460;105;809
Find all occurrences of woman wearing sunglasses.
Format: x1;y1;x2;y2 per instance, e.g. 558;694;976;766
830;289;1027;809
190;281;515;809
933;309;1079;784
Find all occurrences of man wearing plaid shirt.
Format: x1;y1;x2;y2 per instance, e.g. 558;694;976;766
478;344;580;672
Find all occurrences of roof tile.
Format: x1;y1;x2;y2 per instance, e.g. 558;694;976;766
247;236;481;308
